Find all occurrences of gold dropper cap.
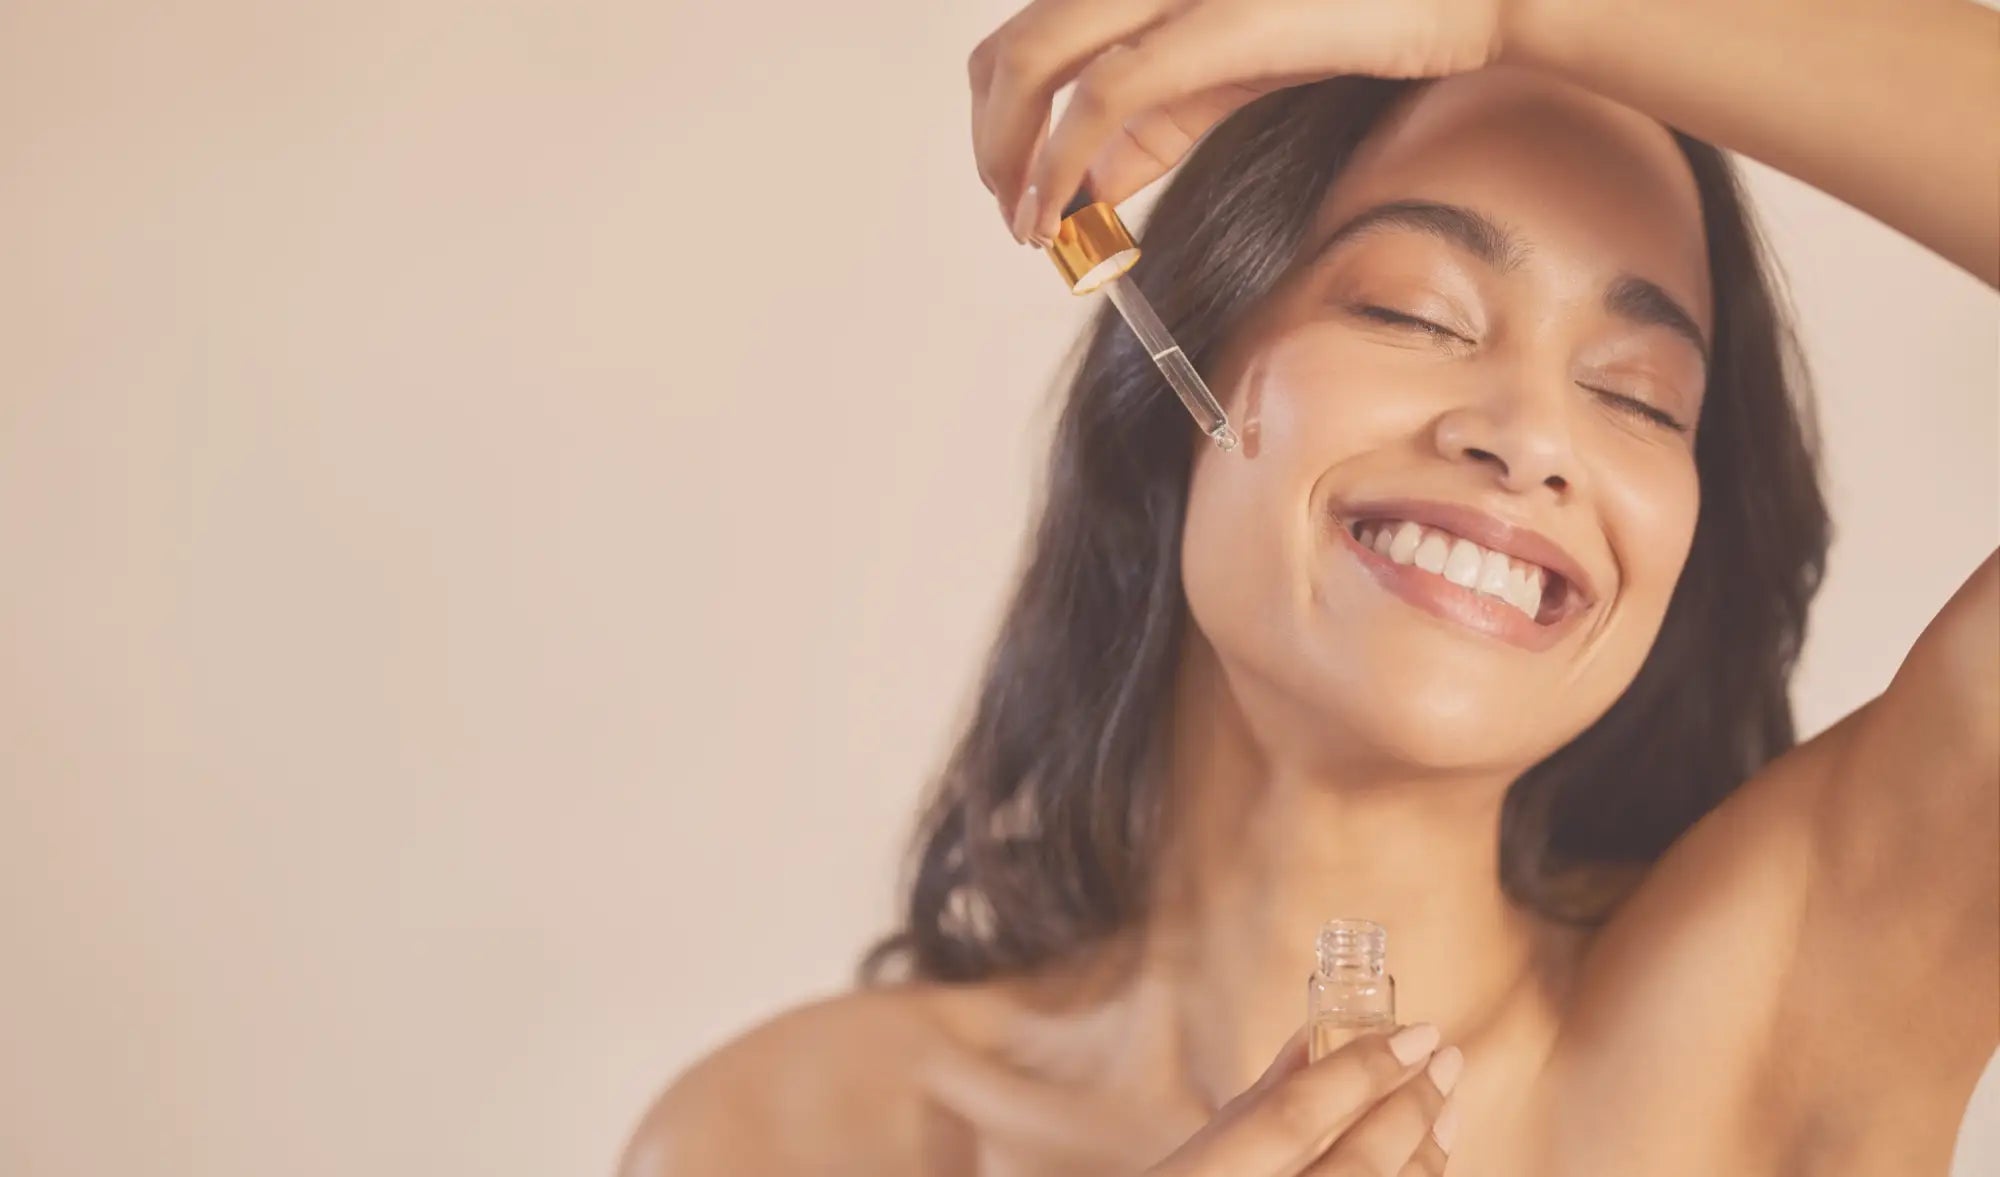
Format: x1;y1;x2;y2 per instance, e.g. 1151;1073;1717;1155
1046;199;1141;295
1039;190;1241;452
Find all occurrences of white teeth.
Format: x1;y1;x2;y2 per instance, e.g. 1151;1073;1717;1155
1443;539;1483;588
1508;565;1545;619
1413;532;1451;574
1388;521;1424;564
1352;518;1554;622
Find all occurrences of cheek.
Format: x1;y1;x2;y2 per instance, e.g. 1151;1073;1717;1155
1180;336;1352;653
1180;421;1300;659
1182;331;1454;685
1597;449;1701;616
1229;326;1446;462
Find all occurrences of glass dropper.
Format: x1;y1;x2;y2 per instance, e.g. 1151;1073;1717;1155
1041;193;1239;453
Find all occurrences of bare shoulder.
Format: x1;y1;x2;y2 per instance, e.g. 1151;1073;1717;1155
618;985;975;1177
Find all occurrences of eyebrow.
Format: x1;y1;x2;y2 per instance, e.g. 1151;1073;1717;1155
1316;199;1527;271
1604;273;1710;363
1310;199;1710;361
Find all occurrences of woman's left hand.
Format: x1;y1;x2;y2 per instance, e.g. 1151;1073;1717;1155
968;0;1515;243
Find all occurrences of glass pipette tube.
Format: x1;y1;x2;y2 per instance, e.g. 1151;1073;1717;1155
1042;194;1240;454
1102;274;1239;452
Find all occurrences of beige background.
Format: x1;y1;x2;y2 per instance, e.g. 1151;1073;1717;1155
2;2;1995;1175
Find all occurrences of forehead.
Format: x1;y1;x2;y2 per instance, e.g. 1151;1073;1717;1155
1313;68;1713;328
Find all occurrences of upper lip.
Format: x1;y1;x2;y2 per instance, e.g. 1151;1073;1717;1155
1334;497;1599;605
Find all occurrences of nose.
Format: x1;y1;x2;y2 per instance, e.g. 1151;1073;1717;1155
1431;381;1579;497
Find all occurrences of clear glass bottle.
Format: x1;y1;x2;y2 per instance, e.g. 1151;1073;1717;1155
1307;919;1396;1062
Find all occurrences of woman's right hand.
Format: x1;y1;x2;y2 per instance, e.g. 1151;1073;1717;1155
1144;1023;1460;1176
968;0;1514;244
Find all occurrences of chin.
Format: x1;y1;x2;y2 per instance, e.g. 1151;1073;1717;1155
1332;676;1560;775
1289;609;1590;776
1186;560;1621;778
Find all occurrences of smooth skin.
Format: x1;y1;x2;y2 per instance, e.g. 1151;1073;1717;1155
625;0;1999;1173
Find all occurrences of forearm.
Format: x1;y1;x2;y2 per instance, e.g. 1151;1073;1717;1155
1509;0;2000;286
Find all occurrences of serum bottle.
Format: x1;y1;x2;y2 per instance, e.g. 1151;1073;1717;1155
1307;919;1396;1062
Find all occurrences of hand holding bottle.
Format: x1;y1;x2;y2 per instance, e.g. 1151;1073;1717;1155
1141;1023;1459;1176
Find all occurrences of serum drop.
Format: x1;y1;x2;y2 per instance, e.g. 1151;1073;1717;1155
1307;919;1396;1062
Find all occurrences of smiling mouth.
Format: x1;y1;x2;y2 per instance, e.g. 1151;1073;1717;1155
1344;517;1582;627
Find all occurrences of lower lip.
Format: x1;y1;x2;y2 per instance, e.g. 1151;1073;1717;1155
1332;525;1570;653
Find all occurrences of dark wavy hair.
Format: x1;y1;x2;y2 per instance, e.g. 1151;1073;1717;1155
864;77;1828;983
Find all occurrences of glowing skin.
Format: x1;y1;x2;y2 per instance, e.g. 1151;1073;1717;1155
1182;68;1710;779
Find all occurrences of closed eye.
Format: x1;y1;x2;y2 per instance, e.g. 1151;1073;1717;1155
1350;303;1691;433
1582;384;1690;434
1352;304;1468;344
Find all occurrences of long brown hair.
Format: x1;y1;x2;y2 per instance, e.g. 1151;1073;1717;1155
865;78;1828;983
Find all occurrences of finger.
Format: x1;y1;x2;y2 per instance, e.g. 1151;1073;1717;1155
991;113;1049;233
968;0;1167;226
1254;1023;1312;1089
1397;1127;1452;1177
970;34;1050;198
1023;3;1329;240
1207;1023;1311;1124
1165;1024;1440;1176
970;65;994;195
1300;1044;1458;1176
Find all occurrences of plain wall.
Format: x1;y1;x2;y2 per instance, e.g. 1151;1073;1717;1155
2;2;1994;1175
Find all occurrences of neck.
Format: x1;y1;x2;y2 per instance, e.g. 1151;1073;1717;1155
1123;633;1581;1110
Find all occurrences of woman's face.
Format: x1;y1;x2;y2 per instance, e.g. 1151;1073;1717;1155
1183;69;1712;775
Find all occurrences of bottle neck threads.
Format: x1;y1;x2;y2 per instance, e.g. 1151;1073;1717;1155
1316;919;1387;977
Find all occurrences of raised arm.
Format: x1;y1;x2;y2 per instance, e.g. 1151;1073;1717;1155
1513;0;2000;285
977;0;1999;290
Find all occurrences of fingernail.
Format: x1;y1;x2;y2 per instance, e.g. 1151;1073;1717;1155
1010;184;1042;244
1388;1022;1440;1064
1433;1097;1461;1154
1035;201;1062;244
1426;1045;1463;1097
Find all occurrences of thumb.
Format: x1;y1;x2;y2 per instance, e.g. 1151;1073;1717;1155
1081;81;1276;205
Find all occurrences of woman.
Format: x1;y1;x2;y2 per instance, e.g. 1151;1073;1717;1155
625;0;1998;1172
